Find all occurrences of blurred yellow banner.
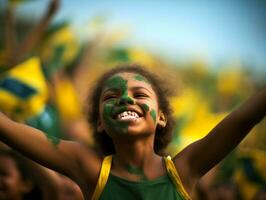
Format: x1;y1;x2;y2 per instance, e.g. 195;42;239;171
0;57;48;121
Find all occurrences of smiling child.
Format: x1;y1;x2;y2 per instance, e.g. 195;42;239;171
0;64;265;200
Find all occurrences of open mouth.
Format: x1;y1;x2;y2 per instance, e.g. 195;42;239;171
116;111;140;121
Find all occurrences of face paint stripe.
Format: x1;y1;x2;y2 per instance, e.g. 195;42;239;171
150;109;157;124
134;74;150;84
140;104;150;112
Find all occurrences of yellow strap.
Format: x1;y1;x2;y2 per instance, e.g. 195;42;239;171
91;155;112;200
92;155;191;200
164;156;192;200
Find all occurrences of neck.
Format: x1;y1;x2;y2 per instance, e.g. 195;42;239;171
114;136;156;164
112;136;164;180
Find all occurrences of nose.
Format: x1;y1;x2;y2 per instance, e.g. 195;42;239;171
118;94;134;105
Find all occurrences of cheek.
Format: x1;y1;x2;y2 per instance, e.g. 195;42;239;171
140;103;157;124
150;110;157;124
102;101;115;122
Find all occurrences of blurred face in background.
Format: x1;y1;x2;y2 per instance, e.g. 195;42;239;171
0;155;32;200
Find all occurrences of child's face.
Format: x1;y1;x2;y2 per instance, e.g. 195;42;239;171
98;72;166;138
0;155;31;200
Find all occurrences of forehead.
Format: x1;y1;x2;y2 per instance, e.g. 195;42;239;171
103;72;153;90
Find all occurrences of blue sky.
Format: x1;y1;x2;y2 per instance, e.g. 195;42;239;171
13;0;266;71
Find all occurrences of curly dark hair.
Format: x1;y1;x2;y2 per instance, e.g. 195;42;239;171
87;63;176;156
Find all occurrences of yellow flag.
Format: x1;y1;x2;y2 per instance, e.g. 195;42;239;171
39;24;79;68
54;77;82;122
0;57;48;121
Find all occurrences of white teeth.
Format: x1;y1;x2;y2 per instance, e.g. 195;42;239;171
117;111;139;120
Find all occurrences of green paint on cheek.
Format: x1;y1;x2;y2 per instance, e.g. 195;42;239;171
140;104;150;112
150;109;157;124
141;104;156;124
103;100;116;125
103;103;112;121
103;76;131;135
103;100;128;135
134;75;150;84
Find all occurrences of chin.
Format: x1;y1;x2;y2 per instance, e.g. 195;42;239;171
127;126;154;136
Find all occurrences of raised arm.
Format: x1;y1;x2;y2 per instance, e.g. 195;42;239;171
174;87;266;193
0;112;100;181
10;0;59;66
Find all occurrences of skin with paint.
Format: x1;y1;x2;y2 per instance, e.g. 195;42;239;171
0;68;265;200
98;73;166;180
98;73;162;138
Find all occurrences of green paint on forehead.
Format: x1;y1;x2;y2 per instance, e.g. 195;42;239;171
150;109;157;124
134;74;150;84
105;75;127;92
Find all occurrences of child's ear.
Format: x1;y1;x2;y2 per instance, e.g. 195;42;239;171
157;111;167;128
97;119;104;132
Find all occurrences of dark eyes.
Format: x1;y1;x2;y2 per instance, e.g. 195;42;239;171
103;92;148;101
134;93;148;98
103;94;118;101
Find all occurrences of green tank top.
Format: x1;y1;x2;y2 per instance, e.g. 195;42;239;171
99;173;185;200
92;155;191;200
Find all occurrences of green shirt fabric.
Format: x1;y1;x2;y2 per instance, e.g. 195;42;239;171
99;173;185;200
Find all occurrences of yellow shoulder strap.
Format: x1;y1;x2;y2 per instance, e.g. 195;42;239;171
164;156;192;200
92;155;112;200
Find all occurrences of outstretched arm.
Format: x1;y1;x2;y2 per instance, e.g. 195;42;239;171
0;113;100;182
174;87;266;193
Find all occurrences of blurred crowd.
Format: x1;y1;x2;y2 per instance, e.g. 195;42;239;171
0;0;265;199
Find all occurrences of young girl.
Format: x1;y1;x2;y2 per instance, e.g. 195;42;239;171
0;64;265;200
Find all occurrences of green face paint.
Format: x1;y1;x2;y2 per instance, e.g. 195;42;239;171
105;76;127;93
103;99;128;135
134;74;150;84
141;104;156;125
140;104;150;112
150;109;157;124
101;74;158;136
105;75;134;104
102;75;131;135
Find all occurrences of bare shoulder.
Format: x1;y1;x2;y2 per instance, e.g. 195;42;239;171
172;147;198;195
52;140;101;184
59;141;102;198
